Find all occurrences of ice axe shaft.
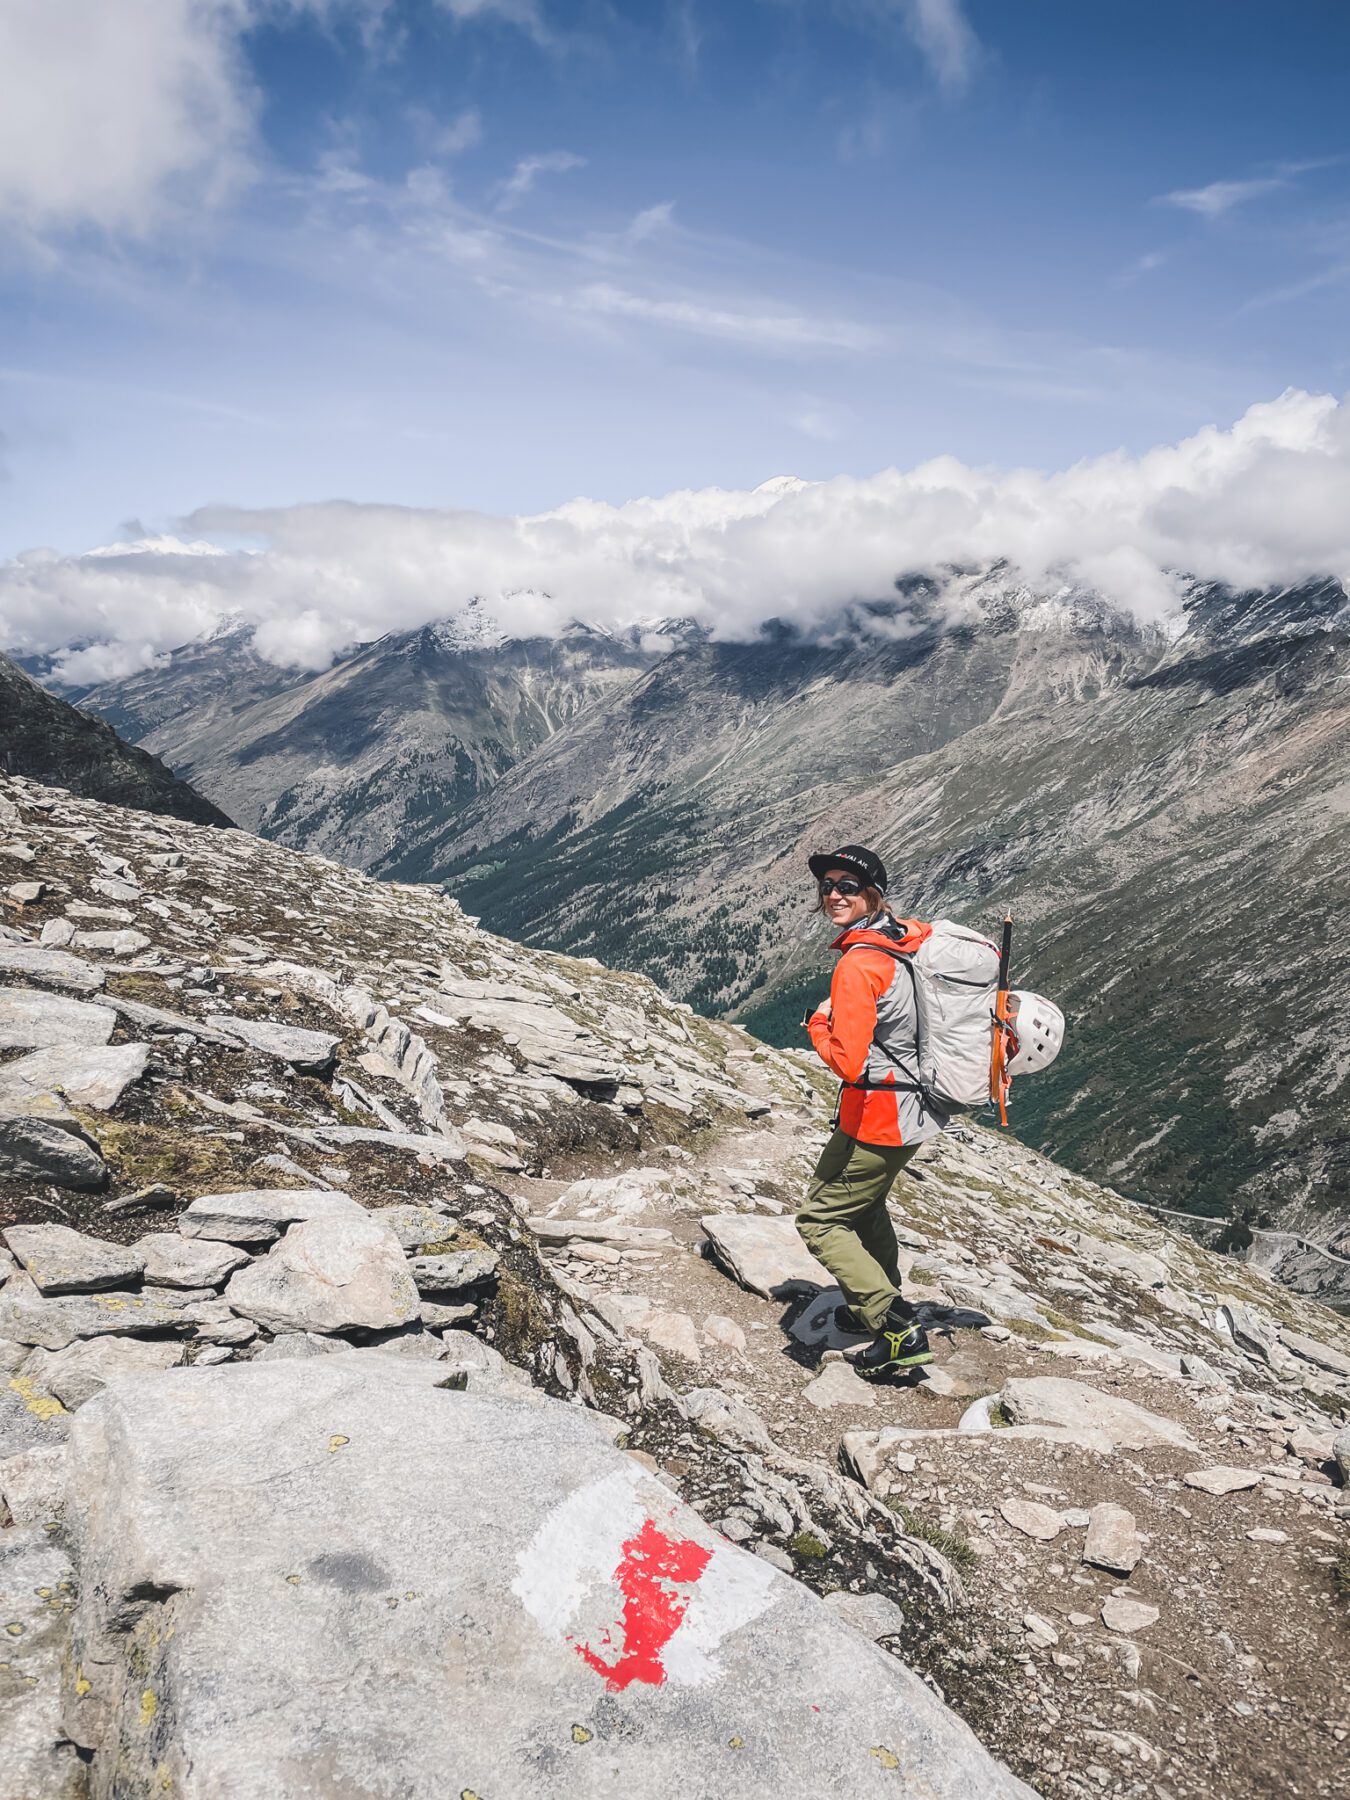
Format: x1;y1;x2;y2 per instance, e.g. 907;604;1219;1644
991;914;1014;1126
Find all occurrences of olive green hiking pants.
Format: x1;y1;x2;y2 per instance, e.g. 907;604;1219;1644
795;1129;919;1332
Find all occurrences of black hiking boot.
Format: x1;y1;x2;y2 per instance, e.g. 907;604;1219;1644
855;1304;934;1379
833;1303;869;1336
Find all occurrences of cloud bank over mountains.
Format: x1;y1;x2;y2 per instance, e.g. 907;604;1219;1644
2;389;1347;684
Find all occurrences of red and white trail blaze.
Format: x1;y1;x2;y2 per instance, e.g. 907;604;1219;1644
512;1468;775;1690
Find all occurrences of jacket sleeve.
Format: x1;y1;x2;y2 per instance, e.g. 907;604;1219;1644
807;952;880;1083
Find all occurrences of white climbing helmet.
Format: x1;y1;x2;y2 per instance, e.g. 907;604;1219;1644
1005;990;1065;1075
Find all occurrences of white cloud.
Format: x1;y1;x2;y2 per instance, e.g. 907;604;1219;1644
0;0;255;236
0;2;541;241
494;150;585;211
892;0;979;94
1160;177;1285;217
4;391;1349;678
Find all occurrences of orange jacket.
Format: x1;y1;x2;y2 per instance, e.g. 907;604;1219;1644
808;918;946;1148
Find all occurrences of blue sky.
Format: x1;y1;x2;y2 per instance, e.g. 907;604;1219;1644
2;0;1349;563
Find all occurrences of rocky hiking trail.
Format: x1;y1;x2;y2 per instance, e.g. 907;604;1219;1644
0;771;1347;1799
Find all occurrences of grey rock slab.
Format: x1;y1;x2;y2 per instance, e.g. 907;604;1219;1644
0;986;116;1049
136;1233;251;1289
1001;1376;1198;1452
822;1590;907;1640
419;1300;476;1330
1101;1596;1160;1635
0;1529;84;1800
177;1188;362;1245
406;1249;499;1293
527;1217;673;1247
1220;1300;1282;1368
0;1041;151;1111
204;1014;342;1073
370;1204;459;1252
1083;1503;1142;1575
999;1497;1065;1542
700;1213;831;1299
21;1335;185;1409
1280;1329;1350;1382
0;1443;68;1526
637;1310;703;1363
0;943;106;992
70;929;151;956
803;1361;878;1411
225;1213;420;1334
308;1122;466;1160
0;1115;107;1188
1335;1425;1350;1489
63;1357;1033;1799
0;1272;198;1351
680;1386;776;1455
4;1223;145;1295
436;1333;535;1395
106;996;242;1045
1180;1352;1228;1390
252;1332;353;1363
1181;1465;1264;1495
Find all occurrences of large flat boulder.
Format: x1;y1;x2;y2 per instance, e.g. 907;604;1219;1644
1001;1376;1197;1452
63;1357;1034;1799
0;1115;107;1188
0;987;116;1049
205;1014;342;1074
4;1224;144;1295
700;1213;831;1299
0;1271;199;1351
135;1233;251;1290
177;1188;362;1245
0;1043;151;1112
224;1213;419;1334
0;942;106;993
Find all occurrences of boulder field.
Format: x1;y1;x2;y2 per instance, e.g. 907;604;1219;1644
1;768;1348;1800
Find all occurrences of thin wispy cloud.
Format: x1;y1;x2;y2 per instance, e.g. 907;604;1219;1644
494;150;585;211
431;108;483;156
436;0;547;42
569;281;883;352
1160;176;1285;218
626;201;675;243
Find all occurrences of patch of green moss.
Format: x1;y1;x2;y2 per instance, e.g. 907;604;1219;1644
92;1120;259;1196
789;1532;828;1560
987;1401;1011;1429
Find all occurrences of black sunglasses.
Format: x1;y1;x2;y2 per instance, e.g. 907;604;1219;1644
818;875;864;897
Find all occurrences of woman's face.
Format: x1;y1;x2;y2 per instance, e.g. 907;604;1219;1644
819;868;872;930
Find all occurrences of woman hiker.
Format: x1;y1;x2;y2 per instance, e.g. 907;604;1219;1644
797;843;946;1378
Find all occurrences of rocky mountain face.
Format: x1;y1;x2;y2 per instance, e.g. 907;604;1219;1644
72;574;1350;1259
1;769;1348;1799
0;652;232;831
80;615;667;869
384;574;1350;1258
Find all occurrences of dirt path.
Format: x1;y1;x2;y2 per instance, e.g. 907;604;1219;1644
503;1102;1350;1800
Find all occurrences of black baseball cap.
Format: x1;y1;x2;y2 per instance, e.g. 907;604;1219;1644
807;844;888;893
